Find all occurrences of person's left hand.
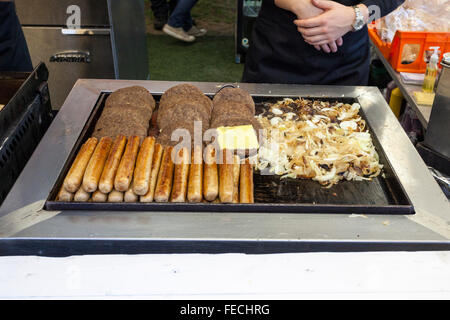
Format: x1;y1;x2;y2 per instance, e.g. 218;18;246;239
293;0;357;47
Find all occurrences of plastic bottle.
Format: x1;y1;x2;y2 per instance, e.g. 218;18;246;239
385;80;397;103
389;87;403;118
422;46;440;93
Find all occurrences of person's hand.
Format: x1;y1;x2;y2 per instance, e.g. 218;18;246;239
274;0;343;53
294;0;368;47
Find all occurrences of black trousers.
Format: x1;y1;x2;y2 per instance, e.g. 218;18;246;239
242;0;370;86
150;0;178;18
0;2;32;72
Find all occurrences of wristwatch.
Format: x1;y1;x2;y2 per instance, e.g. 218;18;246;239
352;5;365;31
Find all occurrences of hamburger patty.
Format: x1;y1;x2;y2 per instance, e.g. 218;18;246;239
157;128;204;147
159;83;207;104
160;95;212;119
93;114;149;139
92;86;155;138
107;104;152;124
159;84;212;118
212;87;255;116
105;86;155;112
157;102;210;130
157;114;209;147
210;87;257;135
211;101;254;120
157;84;212;131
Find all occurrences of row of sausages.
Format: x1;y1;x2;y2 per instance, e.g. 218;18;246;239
56;135;254;204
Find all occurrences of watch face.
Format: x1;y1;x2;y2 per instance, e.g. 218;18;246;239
356;20;364;29
354;19;364;30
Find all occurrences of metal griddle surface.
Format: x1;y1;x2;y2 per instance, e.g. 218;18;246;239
45;92;414;214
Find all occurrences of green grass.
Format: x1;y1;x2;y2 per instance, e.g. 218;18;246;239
190;1;236;25
145;0;236;26
144;0;241;82
147;34;244;82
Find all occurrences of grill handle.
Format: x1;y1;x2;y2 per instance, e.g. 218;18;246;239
61;28;110;36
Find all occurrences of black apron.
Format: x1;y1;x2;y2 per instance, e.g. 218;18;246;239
0;2;33;72
242;0;370;86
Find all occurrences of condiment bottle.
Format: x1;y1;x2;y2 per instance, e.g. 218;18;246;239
422;46;440;93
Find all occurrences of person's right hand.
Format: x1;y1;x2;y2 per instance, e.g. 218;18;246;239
274;0;343;53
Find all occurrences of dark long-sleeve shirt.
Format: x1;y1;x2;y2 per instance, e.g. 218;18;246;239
361;0;404;17
242;0;404;85
0;2;33;72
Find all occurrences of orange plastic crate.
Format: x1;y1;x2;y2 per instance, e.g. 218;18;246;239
368;27;450;74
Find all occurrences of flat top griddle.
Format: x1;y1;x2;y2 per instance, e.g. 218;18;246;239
44;91;414;214
2;80;449;256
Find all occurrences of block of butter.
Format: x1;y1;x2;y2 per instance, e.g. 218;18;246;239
413;91;435;106
216;125;259;152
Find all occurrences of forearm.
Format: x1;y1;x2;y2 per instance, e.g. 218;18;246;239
274;0;318;18
273;0;306;12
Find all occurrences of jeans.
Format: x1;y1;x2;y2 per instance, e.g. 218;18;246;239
167;0;198;31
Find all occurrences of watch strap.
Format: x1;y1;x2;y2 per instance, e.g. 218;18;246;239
352;5;364;31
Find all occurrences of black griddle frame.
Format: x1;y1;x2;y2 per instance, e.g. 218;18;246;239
45;92;415;215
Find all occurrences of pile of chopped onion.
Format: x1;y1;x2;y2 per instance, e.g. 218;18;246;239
256;98;383;187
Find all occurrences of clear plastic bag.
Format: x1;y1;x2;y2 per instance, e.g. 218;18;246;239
378;0;450;43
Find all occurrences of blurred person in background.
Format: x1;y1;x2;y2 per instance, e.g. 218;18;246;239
0;0;32;71
150;0;178;30
162;0;206;42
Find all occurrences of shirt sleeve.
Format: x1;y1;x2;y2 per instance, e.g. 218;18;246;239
360;0;405;17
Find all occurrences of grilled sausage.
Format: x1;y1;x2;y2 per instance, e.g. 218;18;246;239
140;143;163;203
170;147;190;203
91;190;108;202
56;186;74;202
82;136;112;192
63;137;98;193
239;158;254;203
219;149;234;203
154;146;175;202
187;145;203;203
203;144;218;201
133;136;156;195
98;135;127;194
232;155;241;204
108;190;124;202
114;136;140;192
124;181;139;202
74;187;90;202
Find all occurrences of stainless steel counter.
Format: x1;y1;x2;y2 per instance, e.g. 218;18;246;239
0;80;449;256
371;42;432;128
